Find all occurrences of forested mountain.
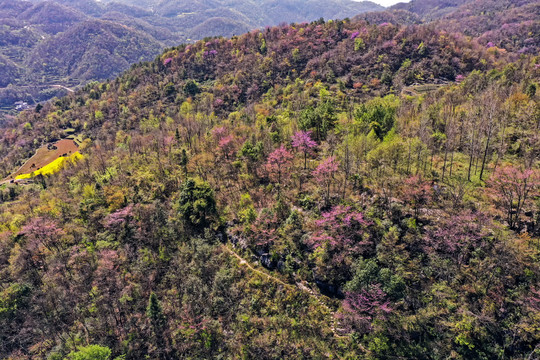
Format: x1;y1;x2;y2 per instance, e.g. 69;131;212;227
390;0;469;18
1;3;540;357
359;0;540;54
0;0;382;113
26;20;163;81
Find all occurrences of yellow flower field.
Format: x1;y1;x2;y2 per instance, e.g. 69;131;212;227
15;152;83;180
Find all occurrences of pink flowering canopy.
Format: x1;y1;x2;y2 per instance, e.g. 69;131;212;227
266;145;293;182
218;135;236;158
292;130;317;169
424;210;491;265
21;217;64;241
291;130;317;153
267;145;293;167
211;126;227;140
338;285;392;334
307;205;371;256
313;156;340;202
313;156;339;183
104;204;134;229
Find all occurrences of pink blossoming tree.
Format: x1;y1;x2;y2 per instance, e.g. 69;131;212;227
306;205;371;286
104;204;135;242
338;285;392;334
291;130;317;169
425;211;491;266
21;217;65;250
313;156;339;204
266;145;293;197
218;135;236;160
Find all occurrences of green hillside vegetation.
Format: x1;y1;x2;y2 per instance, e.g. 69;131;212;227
0;0;382;113
0;12;539;359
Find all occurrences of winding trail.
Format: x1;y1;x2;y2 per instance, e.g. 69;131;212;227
223;245;351;340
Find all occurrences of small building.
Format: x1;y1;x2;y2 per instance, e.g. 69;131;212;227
14;101;30;111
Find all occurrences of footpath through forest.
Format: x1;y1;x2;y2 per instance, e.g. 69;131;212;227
223;245;354;341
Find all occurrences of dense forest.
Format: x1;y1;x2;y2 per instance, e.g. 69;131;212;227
0;0;540;359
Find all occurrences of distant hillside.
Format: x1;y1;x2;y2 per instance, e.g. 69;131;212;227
2;0;536;116
260;0;383;24
434;0;540;53
0;55;20;87
390;0;469;19
189;17;253;40
359;0;540;53
153;0;383;26
0;0;383;114
19;1;87;34
0;17;503;170
0;0;33;17
26;20;163;81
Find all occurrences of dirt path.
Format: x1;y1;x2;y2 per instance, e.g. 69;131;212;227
223;245;351;340
51;85;75;93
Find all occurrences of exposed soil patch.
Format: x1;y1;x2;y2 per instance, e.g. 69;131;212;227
4;139;79;181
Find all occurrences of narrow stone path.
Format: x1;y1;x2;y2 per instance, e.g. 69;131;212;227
223;245;294;289
223;245;351;340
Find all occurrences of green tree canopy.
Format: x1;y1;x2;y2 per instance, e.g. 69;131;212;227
66;345;111;360
178;178;217;229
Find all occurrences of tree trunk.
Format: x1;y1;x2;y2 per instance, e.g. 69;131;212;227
449;150;455;178
479;130;492;181
442;140;449;180
406;141;412;175
467;151;474;182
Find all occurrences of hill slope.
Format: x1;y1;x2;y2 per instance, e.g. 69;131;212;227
26;20;163;81
0;16;539;359
0;0;383;113
359;0;540;53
